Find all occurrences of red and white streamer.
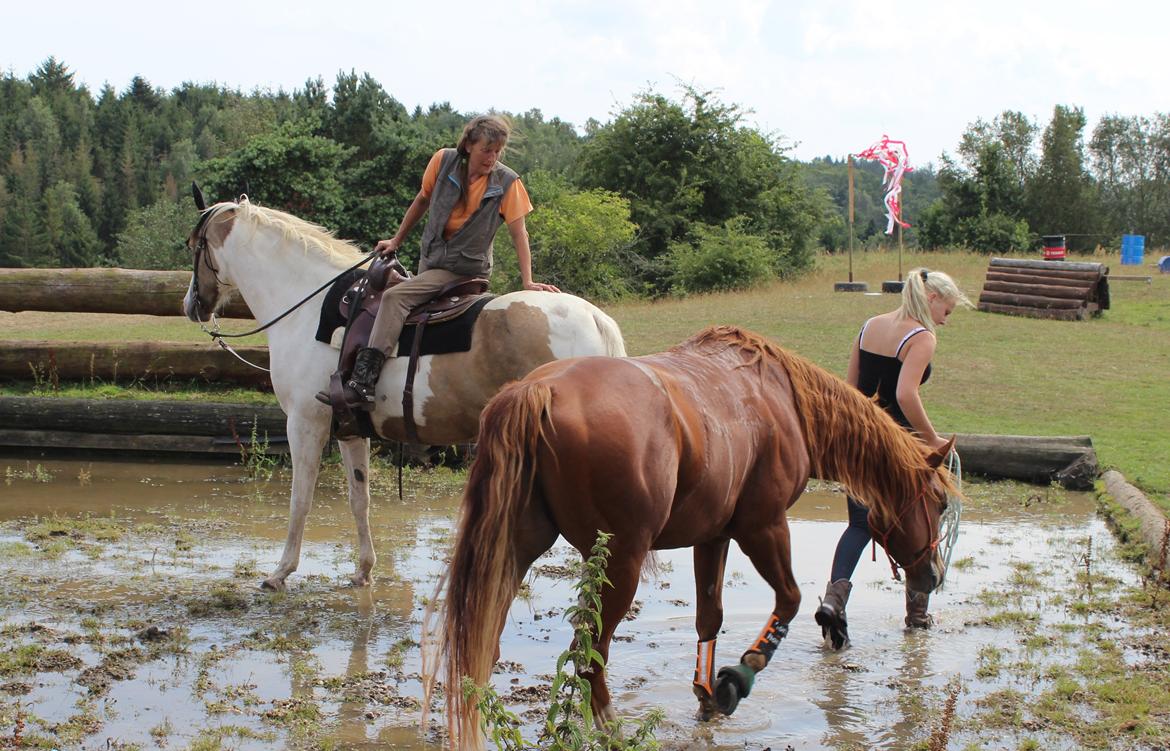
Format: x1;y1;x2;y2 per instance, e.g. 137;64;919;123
856;136;912;234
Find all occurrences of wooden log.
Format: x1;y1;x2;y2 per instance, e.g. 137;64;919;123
978;291;1085;309
1102;470;1170;560
986;266;1103;283
0;428;288;456
988;257;1107;274
0;396;287;438
954;433;1098;489
985;270;1097;288
0;268;253;319
982;279;1095;300
977;302;1086;321
0;340;271;386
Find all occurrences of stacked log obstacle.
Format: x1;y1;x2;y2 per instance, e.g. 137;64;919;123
0;340;271;386
0;396;288;456
954;433;1098;490
977;258;1109;321
0;268;253;318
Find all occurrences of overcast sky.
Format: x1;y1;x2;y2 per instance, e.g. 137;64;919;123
4;0;1166;167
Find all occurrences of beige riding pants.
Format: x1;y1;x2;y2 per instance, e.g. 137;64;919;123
367;268;465;356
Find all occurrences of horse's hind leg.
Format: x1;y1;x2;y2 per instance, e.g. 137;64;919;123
692;538;730;720
338;437;375;586
264;410;330;591
714;519;800;716
582;545;646;730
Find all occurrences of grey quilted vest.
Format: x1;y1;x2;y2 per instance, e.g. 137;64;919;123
418;148;519;277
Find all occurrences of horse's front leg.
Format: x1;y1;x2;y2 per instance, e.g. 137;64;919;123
263;410;330;591
338;437;375;586
714;519;800;716
692;538;730;720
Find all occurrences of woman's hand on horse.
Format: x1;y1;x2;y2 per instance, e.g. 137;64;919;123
524;280;561;293
375;237;401;256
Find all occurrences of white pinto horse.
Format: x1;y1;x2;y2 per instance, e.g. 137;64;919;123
183;197;626;591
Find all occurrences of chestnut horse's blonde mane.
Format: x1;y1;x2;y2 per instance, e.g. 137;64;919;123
682;325;950;527
212;198;363;264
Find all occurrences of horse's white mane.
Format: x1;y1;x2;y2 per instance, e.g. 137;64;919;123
220;197;363;263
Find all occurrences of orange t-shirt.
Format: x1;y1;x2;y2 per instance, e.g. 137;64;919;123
421;150;533;240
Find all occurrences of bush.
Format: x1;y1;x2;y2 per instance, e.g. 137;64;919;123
492;171;637;302
114;199;198;269
667;218;774;294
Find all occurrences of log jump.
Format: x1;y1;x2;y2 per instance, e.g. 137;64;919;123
0;268;252;318
0;340;270;386
977;258;1110;321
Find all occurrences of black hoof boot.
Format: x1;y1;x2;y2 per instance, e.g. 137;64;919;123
714;664;754;716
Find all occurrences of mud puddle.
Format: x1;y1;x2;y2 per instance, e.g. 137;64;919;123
0;457;1163;750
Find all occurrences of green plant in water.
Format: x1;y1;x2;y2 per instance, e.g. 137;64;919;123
239;421;279;482
465;531;662;750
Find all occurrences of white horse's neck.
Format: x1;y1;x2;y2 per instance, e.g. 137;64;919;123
219;220;355;332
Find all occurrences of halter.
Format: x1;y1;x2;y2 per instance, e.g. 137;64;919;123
868;482;942;582
188;203;378;371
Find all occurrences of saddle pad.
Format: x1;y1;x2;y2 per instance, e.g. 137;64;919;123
398;295;494;357
315;269;367;343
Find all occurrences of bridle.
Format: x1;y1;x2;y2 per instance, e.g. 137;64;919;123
188;207;226;321
868;483;943;582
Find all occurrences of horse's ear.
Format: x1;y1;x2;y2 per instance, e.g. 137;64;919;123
926;435;957;468
192;182;208;211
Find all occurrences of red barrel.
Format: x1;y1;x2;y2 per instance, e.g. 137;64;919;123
1042;234;1066;260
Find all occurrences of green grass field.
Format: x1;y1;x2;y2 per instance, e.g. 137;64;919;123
4;250;1167;502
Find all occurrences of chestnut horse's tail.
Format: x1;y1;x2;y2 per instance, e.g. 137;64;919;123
423;379;554;749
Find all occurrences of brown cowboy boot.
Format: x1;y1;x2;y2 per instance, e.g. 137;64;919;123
905;587;933;629
346;347;386;409
814;579;852;650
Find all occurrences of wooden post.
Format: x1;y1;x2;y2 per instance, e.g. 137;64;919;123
848;155;855;283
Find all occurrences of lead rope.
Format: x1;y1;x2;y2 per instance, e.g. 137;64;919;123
936;449;963;589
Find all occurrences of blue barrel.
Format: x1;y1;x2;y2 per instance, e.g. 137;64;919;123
1121;234;1145;265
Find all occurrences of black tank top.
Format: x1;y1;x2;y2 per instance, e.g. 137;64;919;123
855;319;931;429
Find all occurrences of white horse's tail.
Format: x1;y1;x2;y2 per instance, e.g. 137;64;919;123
592;308;627;357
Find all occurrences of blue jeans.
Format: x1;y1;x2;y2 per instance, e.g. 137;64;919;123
829;496;871;582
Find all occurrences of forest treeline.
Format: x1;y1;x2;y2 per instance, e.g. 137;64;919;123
2;58;1166;298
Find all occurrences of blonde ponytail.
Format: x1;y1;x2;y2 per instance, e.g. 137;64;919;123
898;267;972;333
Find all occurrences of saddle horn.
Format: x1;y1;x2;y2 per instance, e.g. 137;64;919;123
191;182;208;211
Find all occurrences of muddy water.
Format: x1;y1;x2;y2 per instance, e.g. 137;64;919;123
0;458;1138;750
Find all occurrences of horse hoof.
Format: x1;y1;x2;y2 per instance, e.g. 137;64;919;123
715;664;755;716
260;578;286;592
692;684;719;721
349;573;371;587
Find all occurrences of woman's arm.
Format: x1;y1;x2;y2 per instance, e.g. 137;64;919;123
895;334;948;449
845;338;861;388
508;217;560;292
374;190;431;254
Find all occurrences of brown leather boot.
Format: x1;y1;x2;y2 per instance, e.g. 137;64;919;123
814;579;852;650
905;587;933;629
346;347;386;409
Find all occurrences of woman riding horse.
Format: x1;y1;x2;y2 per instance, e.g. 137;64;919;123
347;115;559;408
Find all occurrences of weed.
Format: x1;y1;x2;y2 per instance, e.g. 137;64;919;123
464;531;662;749
238;421;279;483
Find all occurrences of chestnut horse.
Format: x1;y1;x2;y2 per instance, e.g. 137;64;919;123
427;325;955;748
182;196;625;591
